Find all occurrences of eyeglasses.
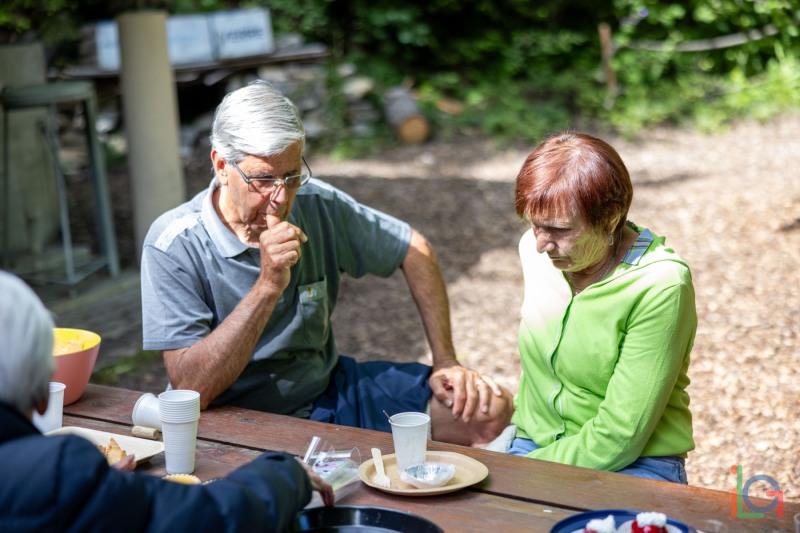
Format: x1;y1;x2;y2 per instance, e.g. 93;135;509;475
229;157;312;193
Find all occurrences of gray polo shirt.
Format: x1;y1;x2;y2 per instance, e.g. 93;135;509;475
141;177;411;416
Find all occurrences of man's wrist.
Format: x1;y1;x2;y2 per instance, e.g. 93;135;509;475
431;354;459;371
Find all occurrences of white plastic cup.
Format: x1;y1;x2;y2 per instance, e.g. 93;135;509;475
161;419;199;474
158;390;201;474
158;389;200;423
388;412;430;471
132;392;162;430
33;382;66;433
794;512;800;533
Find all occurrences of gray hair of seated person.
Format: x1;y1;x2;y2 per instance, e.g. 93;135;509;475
0;271;54;415
209;79;306;164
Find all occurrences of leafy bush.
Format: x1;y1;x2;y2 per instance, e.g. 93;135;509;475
265;0;800;141
2;0;798;141
602;0;800;133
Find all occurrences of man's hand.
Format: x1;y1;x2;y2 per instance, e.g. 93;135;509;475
430;363;503;422
258;221;307;290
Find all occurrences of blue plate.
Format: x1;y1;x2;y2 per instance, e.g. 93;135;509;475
549;509;696;533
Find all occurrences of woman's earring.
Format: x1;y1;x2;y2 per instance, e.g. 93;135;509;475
608;234;614;246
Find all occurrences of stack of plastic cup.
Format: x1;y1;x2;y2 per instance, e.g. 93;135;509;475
158;390;201;474
132;392;162;430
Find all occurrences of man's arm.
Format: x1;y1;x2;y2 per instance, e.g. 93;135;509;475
400;228;502;422
164;221;306;409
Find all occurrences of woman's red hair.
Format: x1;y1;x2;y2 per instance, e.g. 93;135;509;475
514;131;633;233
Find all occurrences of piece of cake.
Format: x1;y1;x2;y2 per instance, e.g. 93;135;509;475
583;514;616;533
162;474;201;485
630;512;667;533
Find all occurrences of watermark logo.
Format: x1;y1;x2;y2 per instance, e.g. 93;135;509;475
730;465;783;518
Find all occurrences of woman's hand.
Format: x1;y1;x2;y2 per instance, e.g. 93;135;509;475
299;461;335;506
111;455;136;472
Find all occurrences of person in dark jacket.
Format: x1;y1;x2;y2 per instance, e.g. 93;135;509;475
0;270;333;533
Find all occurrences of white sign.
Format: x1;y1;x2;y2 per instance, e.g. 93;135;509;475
95;21;121;71
167;14;214;65
210;9;275;59
94;8;274;71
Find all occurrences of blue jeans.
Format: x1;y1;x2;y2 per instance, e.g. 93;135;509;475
309;355;432;433
507;437;688;484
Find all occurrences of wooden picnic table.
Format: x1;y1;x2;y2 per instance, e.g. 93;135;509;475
65;384;796;532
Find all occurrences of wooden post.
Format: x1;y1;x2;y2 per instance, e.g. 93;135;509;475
598;23;618;109
117;11;186;262
383;86;430;144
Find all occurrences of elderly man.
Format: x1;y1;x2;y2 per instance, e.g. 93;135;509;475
141;80;512;446
0;271;332;532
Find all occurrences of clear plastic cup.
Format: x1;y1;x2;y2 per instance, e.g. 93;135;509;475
695;519;729;533
33;382;66;433
388;412;430;471
301;436;362;508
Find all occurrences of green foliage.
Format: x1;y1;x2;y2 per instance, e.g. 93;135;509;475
418;74;580;145
2;0;798;140
244;0;328;39
603;0;800;133
262;0;799;141
0;0;78;44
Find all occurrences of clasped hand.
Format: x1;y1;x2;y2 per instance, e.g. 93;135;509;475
430;363;502;422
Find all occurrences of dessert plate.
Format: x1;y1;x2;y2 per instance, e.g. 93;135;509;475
47;426;164;465
358;450;487;496
550;509;695;533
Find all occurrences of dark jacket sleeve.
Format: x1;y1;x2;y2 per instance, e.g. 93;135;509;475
100;450;313;533
0;435;311;533
117;451;312;533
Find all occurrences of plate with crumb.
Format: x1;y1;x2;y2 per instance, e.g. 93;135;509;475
46;426;164;465
550;509;695;533
358;451;488;496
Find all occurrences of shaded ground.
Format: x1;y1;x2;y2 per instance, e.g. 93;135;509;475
51;116;800;504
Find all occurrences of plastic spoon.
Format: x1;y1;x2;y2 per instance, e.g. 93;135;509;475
371;447;390;488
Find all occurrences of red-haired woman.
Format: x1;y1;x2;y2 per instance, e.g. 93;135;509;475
501;131;696;483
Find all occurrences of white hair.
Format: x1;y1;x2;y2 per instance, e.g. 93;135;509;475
0;271;54;415
210;79;306;163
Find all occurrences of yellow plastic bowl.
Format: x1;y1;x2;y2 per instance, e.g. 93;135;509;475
52;328;102;405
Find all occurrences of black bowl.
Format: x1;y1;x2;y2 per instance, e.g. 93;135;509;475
293;505;444;533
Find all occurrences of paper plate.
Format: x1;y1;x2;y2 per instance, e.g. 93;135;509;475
549;509;696;533
47;426;164;466
293;504;443;532
358;450;488;496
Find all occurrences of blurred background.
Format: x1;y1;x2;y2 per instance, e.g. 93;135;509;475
2;0;799;154
1;0;798;506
